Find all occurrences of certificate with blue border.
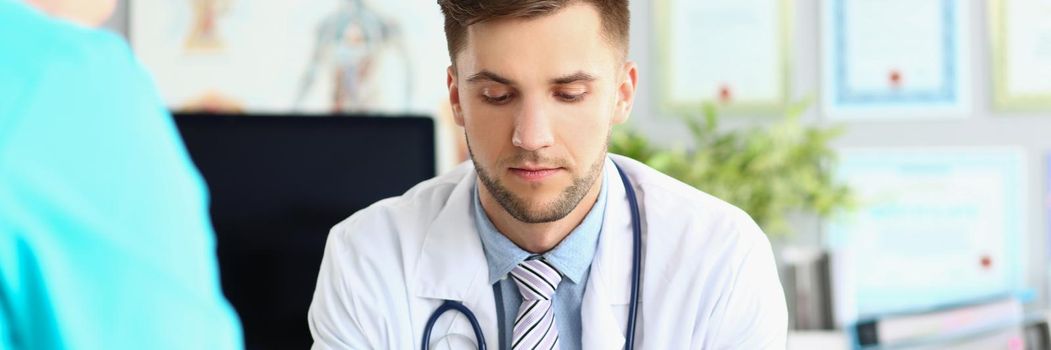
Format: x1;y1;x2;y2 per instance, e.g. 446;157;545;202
821;0;972;120
825;148;1027;326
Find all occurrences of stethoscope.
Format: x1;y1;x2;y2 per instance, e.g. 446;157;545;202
421;162;643;350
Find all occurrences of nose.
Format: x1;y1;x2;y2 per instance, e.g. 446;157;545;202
511;95;555;151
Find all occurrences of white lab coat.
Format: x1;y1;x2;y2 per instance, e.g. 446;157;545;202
308;155;787;349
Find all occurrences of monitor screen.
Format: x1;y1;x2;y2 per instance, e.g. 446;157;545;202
175;113;436;349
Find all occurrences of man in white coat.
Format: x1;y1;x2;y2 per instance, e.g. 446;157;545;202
308;0;788;348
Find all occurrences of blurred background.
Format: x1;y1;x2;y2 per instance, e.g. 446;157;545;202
101;0;1050;349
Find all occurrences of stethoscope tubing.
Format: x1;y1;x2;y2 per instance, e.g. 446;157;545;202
617;163;642;349
421;300;488;350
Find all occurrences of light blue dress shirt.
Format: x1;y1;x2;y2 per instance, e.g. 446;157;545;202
0;1;243;348
472;163;609;350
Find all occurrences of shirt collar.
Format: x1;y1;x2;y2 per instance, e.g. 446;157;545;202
473;160;610;285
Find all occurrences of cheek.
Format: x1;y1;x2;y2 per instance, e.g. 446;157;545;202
561;91;616;129
461;103;515;156
552;103;612;157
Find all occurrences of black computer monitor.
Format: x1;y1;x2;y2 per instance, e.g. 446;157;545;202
174;113;436;349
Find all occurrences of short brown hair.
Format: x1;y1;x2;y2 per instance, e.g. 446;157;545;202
438;0;630;63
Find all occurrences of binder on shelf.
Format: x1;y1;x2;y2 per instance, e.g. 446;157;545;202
781;246;835;330
852;296;1024;349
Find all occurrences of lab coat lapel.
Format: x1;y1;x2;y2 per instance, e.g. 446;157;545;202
414;171;499;349
582;158;636;349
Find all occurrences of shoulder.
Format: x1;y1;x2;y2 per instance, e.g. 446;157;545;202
309;162;475;343
0;2;134;83
325;162;474;257
612;154;768;262
612;156;786;343
0;3;193;219
0;3;152;140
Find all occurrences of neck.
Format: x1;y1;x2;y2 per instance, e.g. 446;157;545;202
27;0;113;27
478;170;604;254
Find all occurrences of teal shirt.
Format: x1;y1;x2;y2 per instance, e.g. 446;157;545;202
0;1;243;349
473;162;609;350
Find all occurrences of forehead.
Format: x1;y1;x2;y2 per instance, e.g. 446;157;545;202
456;3;618;79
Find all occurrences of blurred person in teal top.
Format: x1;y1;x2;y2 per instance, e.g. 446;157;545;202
0;0;243;349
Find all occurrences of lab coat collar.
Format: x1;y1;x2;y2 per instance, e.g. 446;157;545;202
414;169;489;301
591;156;636;305
582;156;635;349
414;167;500;349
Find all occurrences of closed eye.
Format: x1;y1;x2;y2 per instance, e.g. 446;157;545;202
555;91;587;103
482;93;514;105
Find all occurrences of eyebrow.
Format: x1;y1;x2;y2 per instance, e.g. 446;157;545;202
466;70;515;85
550;71;597;85
464;70;598;86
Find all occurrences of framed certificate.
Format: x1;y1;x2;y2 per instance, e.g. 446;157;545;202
821;0;972;120
825;148;1027;325
990;0;1051;111
654;0;792;115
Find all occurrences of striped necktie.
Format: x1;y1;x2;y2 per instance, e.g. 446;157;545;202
509;258;563;350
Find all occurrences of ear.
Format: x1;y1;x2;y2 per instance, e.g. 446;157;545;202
613;61;638;125
447;65;465;127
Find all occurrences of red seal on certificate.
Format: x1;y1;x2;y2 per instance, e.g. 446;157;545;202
889;69;903;89
980;255;992;270
718;84;732;103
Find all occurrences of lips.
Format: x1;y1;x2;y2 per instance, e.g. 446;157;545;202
509;167;561;182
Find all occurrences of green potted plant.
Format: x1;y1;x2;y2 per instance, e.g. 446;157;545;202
610;100;853;237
